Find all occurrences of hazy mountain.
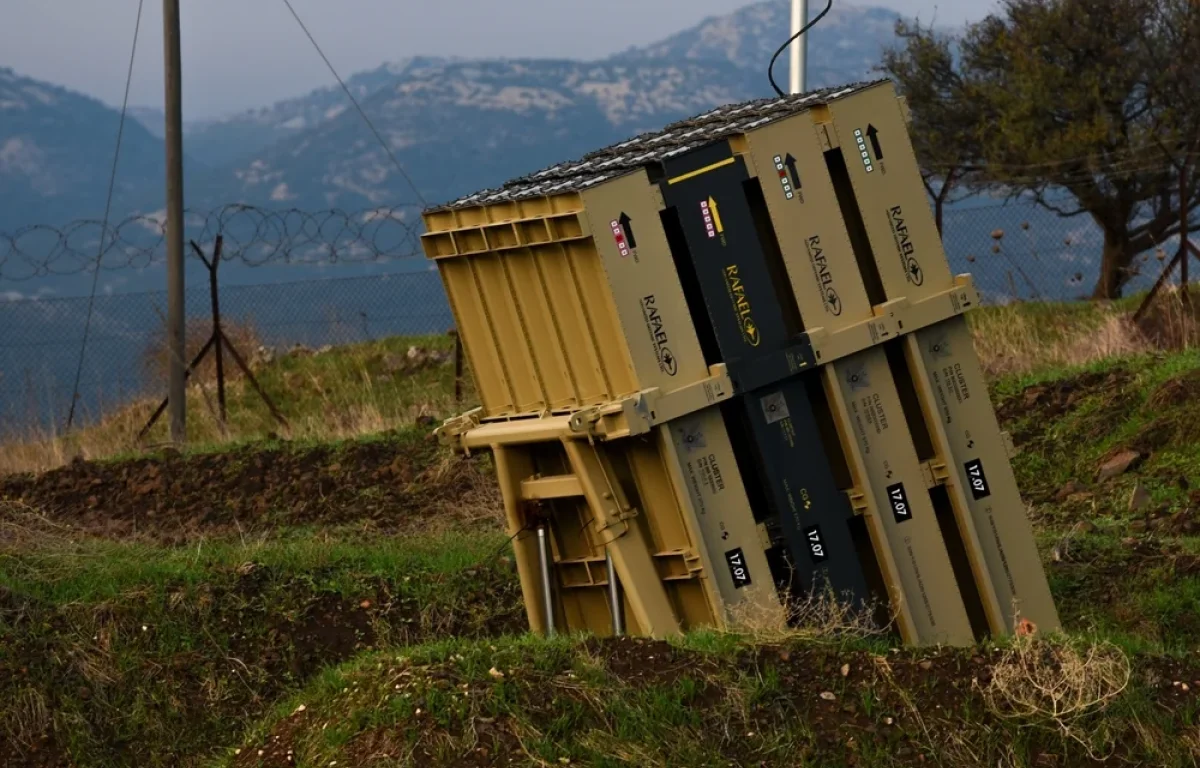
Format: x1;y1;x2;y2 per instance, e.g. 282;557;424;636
183;1;907;211
185;58;763;212
0;67;165;232
2;0;911;230
623;1;903;86
172;57;461;169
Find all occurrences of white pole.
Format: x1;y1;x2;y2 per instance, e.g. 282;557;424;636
789;0;808;95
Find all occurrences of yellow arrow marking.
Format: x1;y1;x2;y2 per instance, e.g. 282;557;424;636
707;196;724;234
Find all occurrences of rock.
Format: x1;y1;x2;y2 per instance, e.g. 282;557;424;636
1128;482;1152;512
406;345;429;365
919;660;933;671
820;691;837;701
840;664;850;677
1097;450;1142;482
252;345;276;367
382;354;406;374
1070;520;1097;535
1055;480;1087;502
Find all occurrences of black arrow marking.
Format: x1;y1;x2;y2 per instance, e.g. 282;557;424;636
784;153;801;189
618;212;637;249
866;125;883;161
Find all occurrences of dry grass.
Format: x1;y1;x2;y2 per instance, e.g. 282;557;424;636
723;580;893;644
982;637;1131;759
0;333;470;476
970;288;1200;378
141;316;263;384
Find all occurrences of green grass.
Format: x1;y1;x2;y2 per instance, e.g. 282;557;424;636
2;301;1199;766
991;348;1200;655
0;530;521;767
217;633;1200;768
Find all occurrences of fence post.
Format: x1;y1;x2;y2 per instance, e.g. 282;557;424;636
208;236;227;424
1182;167;1191;308
1135;167;1192;321
453;329;463;404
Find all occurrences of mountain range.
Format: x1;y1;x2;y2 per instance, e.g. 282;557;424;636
0;1;910;233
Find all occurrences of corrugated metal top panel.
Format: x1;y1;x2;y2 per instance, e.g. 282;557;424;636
426;79;888;213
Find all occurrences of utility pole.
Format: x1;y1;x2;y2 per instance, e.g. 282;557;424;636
789;0;808;95
163;0;187;443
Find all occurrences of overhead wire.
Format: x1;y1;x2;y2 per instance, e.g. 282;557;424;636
279;0;427;207
65;0;145;431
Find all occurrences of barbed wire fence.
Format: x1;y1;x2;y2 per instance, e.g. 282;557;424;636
0;205;449;441
0;205;425;281
0;198;1195;441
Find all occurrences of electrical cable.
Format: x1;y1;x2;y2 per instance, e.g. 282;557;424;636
65;0;144;431
279;0;427;207
768;0;833;98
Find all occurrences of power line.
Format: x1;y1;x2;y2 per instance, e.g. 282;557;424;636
65;0;145;431
921;139;1198;174
279;0;427;208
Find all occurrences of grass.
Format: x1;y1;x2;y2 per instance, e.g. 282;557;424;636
967;286;1199;378
2;293;1200;766
1;291;1193;474
217;632;1199;767
0;331;472;475
0;529;521;767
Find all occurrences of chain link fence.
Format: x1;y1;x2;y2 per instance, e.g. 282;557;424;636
1;199;1193;439
940;200;1186;303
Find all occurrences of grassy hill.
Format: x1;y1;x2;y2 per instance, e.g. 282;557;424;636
1;296;1198;767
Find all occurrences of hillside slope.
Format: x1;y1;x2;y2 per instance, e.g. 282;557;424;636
187;58;763;211
1;308;1199;765
0;68;167;232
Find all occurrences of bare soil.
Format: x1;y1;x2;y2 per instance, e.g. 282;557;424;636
0;432;501;544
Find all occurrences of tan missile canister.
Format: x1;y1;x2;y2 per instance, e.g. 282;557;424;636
422;77;1059;645
425;171;787;636
815;81;1060;635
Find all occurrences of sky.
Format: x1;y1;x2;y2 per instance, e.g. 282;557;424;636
0;0;997;120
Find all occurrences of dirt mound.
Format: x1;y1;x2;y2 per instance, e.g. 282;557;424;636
1147;369;1200;410
996;369;1132;440
232;637;1200;768
0;561;524;768
0;432;500;544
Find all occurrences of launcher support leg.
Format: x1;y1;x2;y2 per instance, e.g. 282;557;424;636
493;446;554;635
561;439;680;638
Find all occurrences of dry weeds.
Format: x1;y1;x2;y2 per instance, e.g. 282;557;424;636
970;289;1199;378
723;580;892;644
982;637;1131;759
0;338;465;475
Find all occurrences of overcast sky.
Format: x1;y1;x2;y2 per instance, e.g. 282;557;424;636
1;0;997;120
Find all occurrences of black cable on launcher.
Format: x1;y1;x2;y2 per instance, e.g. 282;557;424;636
66;0;145;431
767;0;834;98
